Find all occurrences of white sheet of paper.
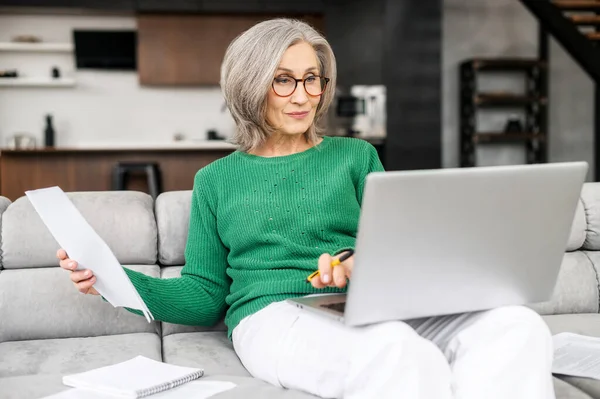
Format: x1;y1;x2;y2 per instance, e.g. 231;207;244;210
42;381;237;399
25;186;153;322
552;332;600;379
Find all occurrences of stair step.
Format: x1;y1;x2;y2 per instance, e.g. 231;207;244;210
463;58;545;71
585;31;600;39
553;0;600;10
569;15;600;25
567;14;600;26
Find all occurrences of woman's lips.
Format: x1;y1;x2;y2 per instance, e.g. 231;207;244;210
286;111;310;119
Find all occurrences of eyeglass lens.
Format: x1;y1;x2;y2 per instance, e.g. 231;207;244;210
273;76;327;96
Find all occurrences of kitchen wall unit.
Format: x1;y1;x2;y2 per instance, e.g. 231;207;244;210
137;14;324;86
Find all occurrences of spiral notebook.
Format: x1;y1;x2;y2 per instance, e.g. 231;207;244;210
62;356;204;398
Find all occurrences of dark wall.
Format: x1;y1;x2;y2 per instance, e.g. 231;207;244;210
324;0;442;170
324;0;385;86
383;0;442;170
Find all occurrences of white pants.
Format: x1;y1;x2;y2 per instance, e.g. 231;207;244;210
232;301;555;399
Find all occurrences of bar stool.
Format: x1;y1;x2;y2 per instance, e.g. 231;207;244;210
112;162;162;200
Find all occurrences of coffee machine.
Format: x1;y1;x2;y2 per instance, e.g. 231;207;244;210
328;85;386;139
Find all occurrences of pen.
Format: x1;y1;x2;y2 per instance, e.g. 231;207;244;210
306;249;355;283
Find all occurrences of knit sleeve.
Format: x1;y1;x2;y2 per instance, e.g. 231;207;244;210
333;142;384;257
357;142;385;205
122;169;231;326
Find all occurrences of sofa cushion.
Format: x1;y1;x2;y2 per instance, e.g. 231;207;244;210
554;377;595;399
582;183;600;251
162;331;250;377
0;374;70;399
0;195;11;269
201;375;319;398
155;191;191;266
1;191;157;269
160;266;227;336
527;252;599;315
0;374;319;399
567;199;586;252
0;265;160;342
543;313;600;337
0;332;161;378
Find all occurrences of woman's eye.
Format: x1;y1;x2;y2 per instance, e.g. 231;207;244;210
275;77;291;84
305;76;317;83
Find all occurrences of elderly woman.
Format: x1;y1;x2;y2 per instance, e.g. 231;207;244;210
58;18;555;399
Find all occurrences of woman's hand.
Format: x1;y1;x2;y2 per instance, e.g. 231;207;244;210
57;249;99;295
311;251;354;289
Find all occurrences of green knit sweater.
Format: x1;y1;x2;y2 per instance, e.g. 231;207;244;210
124;136;384;338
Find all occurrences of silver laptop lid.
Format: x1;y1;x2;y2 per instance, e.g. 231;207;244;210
344;162;588;326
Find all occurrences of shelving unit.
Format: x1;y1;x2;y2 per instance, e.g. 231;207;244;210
0;42;73;53
459;58;548;167
0;77;76;87
0;41;76;88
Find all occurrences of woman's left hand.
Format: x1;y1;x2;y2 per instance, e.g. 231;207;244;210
311;252;354;289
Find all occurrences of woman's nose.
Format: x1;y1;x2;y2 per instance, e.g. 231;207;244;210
290;85;309;104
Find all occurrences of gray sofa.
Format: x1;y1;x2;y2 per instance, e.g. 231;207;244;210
2;184;600;399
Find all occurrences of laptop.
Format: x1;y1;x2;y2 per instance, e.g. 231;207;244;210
287;162;588;326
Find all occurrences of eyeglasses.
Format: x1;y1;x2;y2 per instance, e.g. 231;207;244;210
272;75;330;97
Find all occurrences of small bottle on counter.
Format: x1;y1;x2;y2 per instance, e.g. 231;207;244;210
44;114;55;147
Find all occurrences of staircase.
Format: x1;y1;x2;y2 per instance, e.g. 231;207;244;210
519;0;600;179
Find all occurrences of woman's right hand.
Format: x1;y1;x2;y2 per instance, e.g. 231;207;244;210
57;249;99;295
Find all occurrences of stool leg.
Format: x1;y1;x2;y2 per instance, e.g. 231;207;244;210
112;167;127;191
146;166;159;200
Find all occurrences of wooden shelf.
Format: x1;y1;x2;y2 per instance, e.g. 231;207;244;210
0;77;76;87
473;132;546;144
0;42;73;53
465;58;546;71
474;93;548;107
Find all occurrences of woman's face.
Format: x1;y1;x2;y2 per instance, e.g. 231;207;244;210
266;42;322;136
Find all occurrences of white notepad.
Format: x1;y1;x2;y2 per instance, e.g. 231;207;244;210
62;356;204;398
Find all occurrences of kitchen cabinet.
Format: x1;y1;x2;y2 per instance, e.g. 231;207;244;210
137;14;264;85
137;14;324;86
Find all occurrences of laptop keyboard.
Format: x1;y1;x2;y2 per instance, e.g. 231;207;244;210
321;302;346;313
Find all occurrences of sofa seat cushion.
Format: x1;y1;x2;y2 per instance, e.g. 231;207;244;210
0;374;70;399
554;377;595;399
200;375;318;398
162;331;250;377
544;314;600;398
543;314;600;337
0;332;161;378
0;265;160;342
0;374;319;399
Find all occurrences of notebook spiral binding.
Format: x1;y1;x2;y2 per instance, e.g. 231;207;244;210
136;370;205;398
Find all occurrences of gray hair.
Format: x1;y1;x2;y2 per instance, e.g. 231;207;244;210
220;18;337;152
